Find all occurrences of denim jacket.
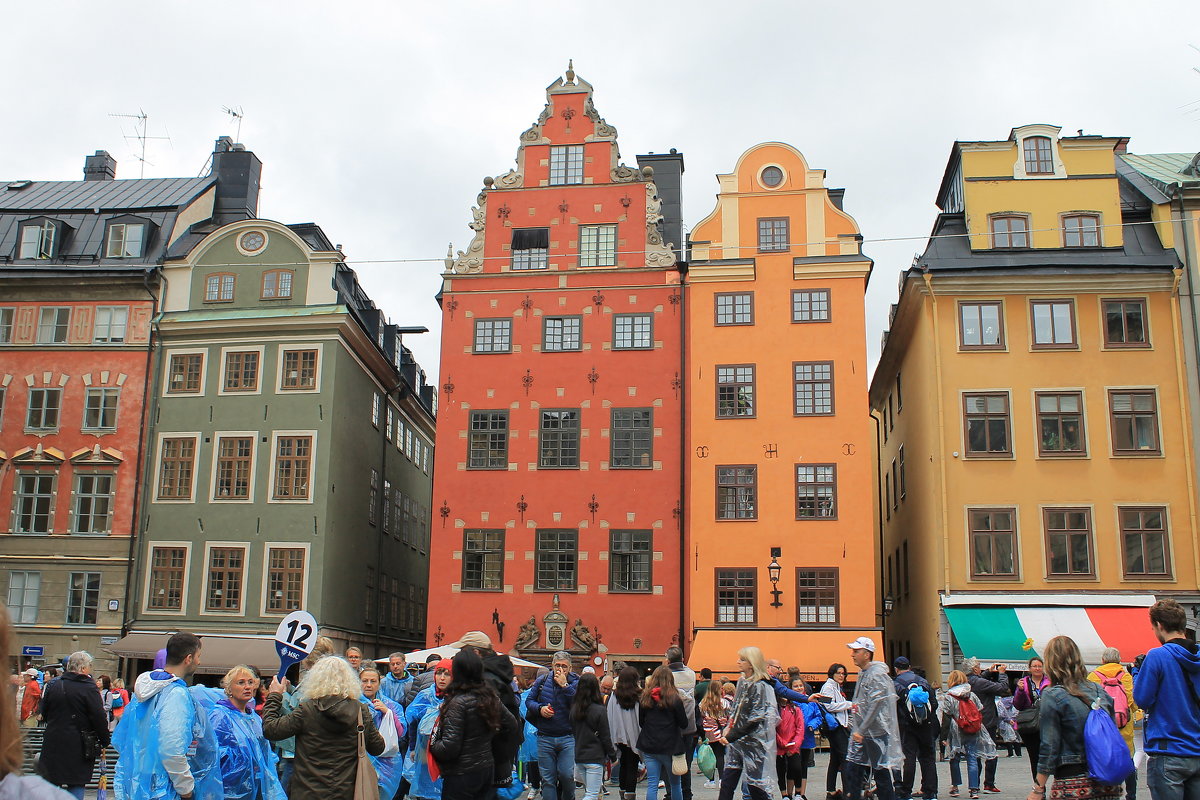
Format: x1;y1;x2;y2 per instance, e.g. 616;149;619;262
1036;681;1112;776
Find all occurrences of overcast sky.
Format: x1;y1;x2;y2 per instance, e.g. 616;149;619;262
5;1;1199;383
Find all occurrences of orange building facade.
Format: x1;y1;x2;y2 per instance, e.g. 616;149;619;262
685;143;881;676
427;69;685;667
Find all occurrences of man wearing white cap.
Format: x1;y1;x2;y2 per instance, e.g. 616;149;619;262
843;637;903;800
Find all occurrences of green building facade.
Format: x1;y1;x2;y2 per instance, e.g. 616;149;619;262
118;218;435;674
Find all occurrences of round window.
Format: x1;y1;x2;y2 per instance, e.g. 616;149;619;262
760;166;784;188
239;231;266;254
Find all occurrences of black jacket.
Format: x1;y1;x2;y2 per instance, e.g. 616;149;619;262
572;702;616;764
636;699;688;756
894;670;938;729
37;672;110;786
405;668;436;706
968;672;1012;734
430;690;519;777
482;651;524;780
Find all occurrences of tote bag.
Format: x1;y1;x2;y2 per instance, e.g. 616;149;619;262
355;707;381;800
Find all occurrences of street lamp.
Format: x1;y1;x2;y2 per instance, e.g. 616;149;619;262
882;594;895;617
768;547;783;608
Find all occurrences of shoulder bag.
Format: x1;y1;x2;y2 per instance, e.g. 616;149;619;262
1015;677;1041;739
355;706;381;800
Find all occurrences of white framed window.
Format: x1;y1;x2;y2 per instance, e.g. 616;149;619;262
93;306;129;343
0;307;13;343
549;145;584;185
144;542;189;614
203;542;249;615
275;343;323;393
72;473;114;534
218;346;264;396
580;225;617;268
19;220;59;259
37;307;70;344
7;571;40;624
262;542;310;615
83;388;119;430
268;430;318;503
153;433;201;503
209;432;258;502
105;223;145;258
163;349;207;396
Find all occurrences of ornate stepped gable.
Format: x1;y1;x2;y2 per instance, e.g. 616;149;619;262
447;63;675;274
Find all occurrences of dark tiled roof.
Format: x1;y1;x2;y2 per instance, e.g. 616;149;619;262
915;213;1179;272
0;176;214;212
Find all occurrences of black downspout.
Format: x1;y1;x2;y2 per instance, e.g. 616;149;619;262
677;270;687;658
871;411;885;638
122;266;165;678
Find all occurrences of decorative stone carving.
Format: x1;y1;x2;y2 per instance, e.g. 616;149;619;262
515;616;540;650
570;619;596;651
644;182;677;268
610;164;642;183
583;97;617;140
451;193;488;274
495;169;523;189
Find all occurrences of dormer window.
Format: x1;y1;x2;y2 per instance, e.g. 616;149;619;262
18;219;62;259
549;146;584;185
261;269;293;300
1023;136;1054;175
105;222;146;258
512;228;549;270
990;215;1030;249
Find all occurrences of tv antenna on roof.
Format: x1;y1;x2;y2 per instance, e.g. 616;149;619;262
109;109;172;178
222;105;245;142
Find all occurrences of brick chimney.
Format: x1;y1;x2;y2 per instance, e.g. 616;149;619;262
83;150;117;181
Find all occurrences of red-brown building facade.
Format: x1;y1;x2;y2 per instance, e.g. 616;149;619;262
428;68;685;668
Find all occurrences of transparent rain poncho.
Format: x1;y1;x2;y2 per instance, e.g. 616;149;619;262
404;687;445;800
939;684;998;760
724;677;780;794
845;661;904;771
191;688;286;800
361;693;406;799
112;672;222;800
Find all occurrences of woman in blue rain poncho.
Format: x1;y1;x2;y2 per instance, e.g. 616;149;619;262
360;666;407;799
405;658;453;800
196;666;286;800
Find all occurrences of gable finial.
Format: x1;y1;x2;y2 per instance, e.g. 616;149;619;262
565;59;575;85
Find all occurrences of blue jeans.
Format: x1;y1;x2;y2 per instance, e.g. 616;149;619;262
948;736;980;791
538;734;576;800
579;763;605;800
644;753;683;800
1148;754;1200;800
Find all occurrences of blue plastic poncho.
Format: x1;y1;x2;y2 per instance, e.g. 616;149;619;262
191;688;286;800
362;693;406;799
112;671;222;800
516;688;538;764
380;671;414;707
403;686;444;800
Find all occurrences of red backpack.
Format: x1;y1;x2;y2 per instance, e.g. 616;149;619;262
956;694;982;734
1097;670;1131;728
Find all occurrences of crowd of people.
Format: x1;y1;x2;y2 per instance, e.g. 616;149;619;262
3;599;1200;800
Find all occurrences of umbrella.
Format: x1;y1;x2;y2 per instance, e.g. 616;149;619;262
374;646;543;669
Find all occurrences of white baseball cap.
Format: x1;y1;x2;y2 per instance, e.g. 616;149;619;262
846;636;876;653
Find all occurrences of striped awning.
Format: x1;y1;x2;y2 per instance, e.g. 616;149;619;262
942;595;1160;667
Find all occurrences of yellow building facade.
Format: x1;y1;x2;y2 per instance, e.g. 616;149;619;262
871;125;1197;679
685;143;880;677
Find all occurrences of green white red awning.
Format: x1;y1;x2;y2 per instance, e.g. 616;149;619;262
942;595;1160;667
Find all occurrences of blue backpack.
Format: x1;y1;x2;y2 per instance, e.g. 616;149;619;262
906;684;932;724
1077;693;1135;785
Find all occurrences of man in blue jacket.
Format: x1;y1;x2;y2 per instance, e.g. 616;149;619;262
1134;598;1200;800
524;651;579;800
380;652;413;707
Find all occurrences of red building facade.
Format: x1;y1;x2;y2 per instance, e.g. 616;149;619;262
428;68;684;668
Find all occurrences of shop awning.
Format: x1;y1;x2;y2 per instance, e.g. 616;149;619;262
943;595;1160;667
105;631;281;674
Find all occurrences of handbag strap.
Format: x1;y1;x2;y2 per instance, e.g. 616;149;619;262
358;706;368;757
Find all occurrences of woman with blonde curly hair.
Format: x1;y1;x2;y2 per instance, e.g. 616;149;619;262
263;656;385;800
717;647;779;800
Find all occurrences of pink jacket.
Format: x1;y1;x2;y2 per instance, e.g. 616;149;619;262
776;703;804;755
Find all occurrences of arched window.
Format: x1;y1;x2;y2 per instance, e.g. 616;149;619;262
261;269;294;300
1023;136;1054;174
205;273;236;302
